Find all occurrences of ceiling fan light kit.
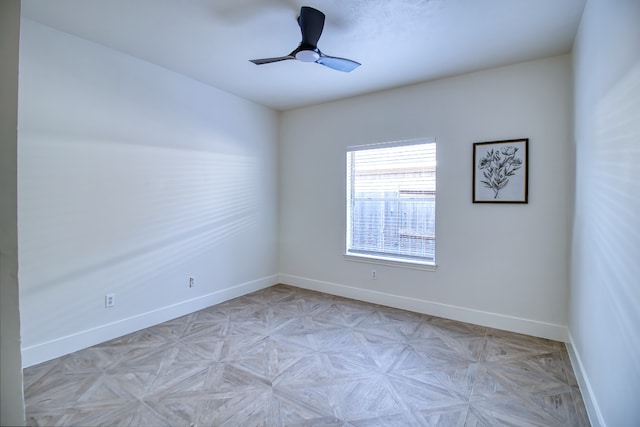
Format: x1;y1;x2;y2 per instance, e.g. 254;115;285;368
295;49;320;62
250;6;361;72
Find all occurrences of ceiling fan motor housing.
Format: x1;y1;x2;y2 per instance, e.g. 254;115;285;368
294;45;321;62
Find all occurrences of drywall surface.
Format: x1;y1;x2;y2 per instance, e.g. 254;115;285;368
18;19;279;366
570;0;640;426
0;1;26;424
280;55;573;340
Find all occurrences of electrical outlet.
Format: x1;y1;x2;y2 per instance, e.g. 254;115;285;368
105;294;115;308
189;277;195;287
371;270;377;280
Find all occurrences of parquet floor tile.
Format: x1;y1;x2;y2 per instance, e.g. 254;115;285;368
24;285;590;426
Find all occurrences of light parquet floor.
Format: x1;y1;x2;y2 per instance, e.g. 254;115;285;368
24;285;590;426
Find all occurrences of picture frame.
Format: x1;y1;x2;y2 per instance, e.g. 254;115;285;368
473;138;528;203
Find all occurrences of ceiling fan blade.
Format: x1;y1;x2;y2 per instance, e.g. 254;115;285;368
250;55;295;65
298;6;325;47
317;55;361;72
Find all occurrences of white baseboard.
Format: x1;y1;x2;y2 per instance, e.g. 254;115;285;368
279;273;569;342
21;275;278;368
566;332;606;427
22;272;570;368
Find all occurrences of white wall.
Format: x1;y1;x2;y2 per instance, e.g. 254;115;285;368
280;55;573;341
570;0;640;426
0;1;26;424
18;19;280;367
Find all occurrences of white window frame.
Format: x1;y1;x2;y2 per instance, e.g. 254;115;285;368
344;138;437;271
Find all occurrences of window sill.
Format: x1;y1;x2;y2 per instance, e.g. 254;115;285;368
343;253;437;271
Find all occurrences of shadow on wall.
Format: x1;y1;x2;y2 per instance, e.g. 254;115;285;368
18;134;259;345
587;61;640;367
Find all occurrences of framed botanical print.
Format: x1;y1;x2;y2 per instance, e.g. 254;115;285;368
473;138;528;203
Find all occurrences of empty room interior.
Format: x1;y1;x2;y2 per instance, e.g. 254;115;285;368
1;0;639;426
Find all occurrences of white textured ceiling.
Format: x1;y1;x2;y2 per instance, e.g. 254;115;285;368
21;0;586;111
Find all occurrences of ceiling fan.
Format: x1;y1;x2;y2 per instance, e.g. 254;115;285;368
250;6;361;72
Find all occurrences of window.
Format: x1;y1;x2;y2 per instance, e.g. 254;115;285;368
346;139;436;267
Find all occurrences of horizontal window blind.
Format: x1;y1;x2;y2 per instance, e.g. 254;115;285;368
346;139;436;263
